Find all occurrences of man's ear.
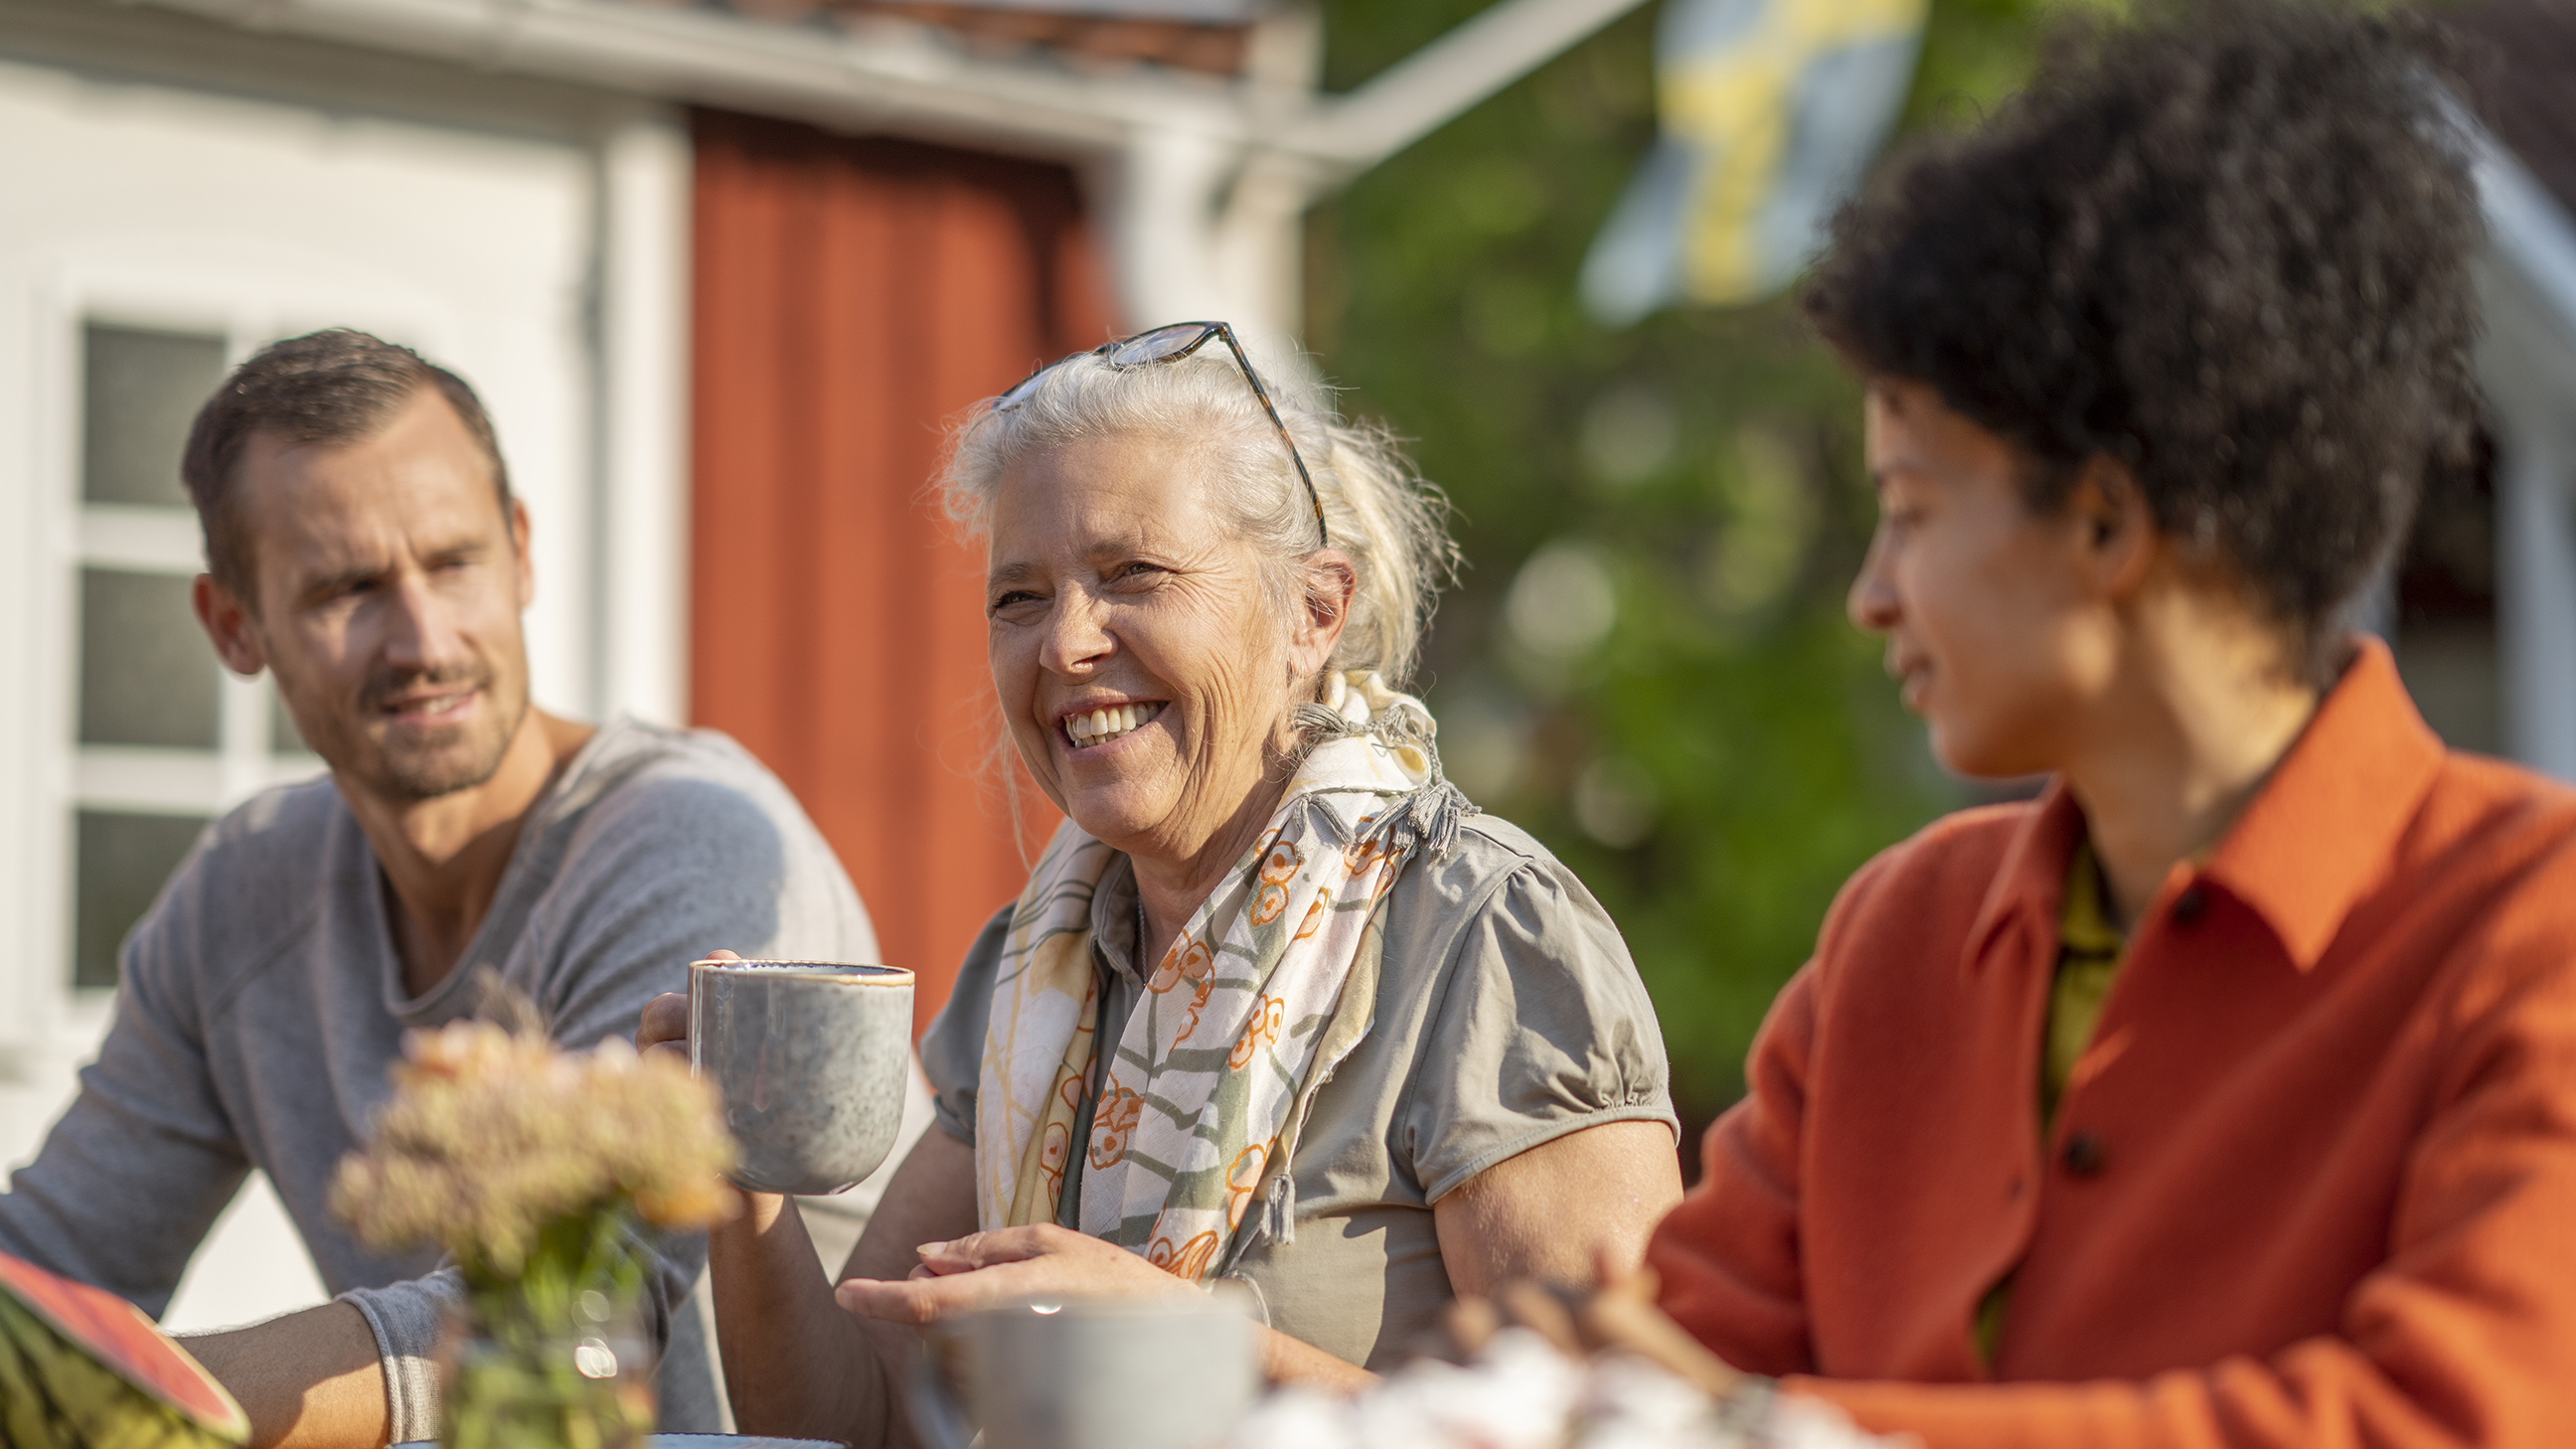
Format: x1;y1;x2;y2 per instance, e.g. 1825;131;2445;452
510;497;536;610
193;574;266;678
2068;456;2159;597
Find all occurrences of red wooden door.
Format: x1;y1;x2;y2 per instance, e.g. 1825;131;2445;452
689;110;1106;1031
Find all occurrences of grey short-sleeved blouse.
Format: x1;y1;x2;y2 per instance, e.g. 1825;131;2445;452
916;812;1677;1370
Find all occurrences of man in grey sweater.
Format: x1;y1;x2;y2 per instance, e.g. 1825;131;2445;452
0;330;876;1446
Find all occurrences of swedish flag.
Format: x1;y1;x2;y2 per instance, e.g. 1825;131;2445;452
1582;0;1928;324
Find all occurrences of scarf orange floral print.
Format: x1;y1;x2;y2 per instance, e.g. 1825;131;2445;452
974;673;1456;1281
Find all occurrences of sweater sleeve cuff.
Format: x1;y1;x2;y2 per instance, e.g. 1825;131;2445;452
339;1269;465;1443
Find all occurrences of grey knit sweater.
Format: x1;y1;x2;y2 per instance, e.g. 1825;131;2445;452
0;718;876;1439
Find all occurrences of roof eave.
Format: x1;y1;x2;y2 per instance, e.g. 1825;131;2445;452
135;0;1256;164
129;0;1649;186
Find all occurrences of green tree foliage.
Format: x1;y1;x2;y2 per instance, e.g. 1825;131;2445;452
1307;0;2079;1133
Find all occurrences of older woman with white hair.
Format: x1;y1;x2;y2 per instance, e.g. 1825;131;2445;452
648;322;1681;1444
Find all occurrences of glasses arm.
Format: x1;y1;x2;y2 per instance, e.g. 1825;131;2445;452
1210;327;1331;552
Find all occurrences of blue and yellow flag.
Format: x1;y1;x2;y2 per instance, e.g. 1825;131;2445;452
1581;0;1928;324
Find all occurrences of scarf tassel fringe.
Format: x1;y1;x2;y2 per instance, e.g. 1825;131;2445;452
1291;701;1478;862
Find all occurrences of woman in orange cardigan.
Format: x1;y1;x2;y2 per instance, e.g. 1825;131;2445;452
1640;4;2576;1446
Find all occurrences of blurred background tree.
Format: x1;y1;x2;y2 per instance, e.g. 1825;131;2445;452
1306;0;2088;1161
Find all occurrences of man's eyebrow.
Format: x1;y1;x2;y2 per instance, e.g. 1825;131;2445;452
987;560;1039;589
295;537;492;599
298;564;387;599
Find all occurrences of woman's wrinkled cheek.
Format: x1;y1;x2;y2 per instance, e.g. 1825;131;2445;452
1181;631;1288;788
991;634;1060;805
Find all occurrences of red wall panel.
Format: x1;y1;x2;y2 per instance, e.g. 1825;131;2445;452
690;110;1106;1032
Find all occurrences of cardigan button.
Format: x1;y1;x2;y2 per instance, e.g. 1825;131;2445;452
2172;886;2207;923
2061;1131;2107;1179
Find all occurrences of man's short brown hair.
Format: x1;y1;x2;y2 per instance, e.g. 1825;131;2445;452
181;329;512;597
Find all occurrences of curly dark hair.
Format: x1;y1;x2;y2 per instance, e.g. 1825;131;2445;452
1803;0;2481;675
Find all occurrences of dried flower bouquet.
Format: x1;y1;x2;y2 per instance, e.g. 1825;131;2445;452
332;1018;736;1449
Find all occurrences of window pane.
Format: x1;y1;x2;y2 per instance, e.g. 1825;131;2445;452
74;810;208;990
84;323;228;508
80;567;220;748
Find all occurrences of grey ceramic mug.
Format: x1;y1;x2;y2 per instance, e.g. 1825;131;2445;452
689;958;914;1196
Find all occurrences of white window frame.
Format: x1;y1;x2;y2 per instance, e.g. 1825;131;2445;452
17;266;460;1054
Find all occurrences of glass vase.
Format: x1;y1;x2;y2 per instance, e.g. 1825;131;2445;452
440;1212;657;1449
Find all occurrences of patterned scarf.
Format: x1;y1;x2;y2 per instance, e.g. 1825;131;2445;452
974;672;1467;1281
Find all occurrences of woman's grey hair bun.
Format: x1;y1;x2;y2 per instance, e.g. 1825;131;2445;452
938;344;1459;689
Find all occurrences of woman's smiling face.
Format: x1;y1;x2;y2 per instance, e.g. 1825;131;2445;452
986;431;1330;867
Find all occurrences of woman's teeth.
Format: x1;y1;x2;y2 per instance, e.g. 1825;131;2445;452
1064;702;1165;748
